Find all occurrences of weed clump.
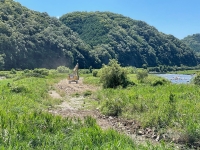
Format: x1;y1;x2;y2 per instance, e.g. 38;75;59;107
10;85;27;93
101;98;124;116
83;90;92;97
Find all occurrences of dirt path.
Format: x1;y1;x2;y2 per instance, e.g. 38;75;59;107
48;77;114;130
48;77;185;149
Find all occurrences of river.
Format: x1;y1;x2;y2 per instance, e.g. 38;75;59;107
155;74;195;84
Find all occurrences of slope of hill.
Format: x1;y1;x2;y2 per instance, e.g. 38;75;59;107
0;1;198;70
60;12;198;68
0;0;92;70
182;33;200;55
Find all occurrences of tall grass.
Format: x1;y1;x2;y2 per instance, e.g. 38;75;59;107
0;70;173;149
94;74;200;146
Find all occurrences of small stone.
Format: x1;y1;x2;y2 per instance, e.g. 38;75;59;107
109;116;113;120
138;130;144;135
156;135;160;141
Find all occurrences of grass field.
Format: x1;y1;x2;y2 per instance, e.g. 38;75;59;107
0;69;178;149
84;71;200;148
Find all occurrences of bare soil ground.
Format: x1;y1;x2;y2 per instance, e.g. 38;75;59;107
48;77;187;149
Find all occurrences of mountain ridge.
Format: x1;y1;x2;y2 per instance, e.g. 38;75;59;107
182;33;200;55
60;11;198;68
0;0;198;70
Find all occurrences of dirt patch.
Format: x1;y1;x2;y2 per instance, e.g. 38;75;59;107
48;90;62;99
48;78;187;149
55;77;98;96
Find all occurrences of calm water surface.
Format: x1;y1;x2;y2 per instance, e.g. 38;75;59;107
155;74;195;84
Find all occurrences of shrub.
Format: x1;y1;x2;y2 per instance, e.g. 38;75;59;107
80;69;90;74
92;70;98;77
101;98;124;116
24;68;49;78
151;78;169;86
193;73;200;86
136;69;148;82
24;69;30;73
57;66;70;73
125;66;136;74
33;68;49;76
10;68;16;74
10;85;27;93
83;90;92;97
184;121;200;146
89;66;93;73
25;72;45;78
100;59;129;88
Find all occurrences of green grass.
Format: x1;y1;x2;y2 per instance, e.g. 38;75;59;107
0;70;175;149
94;74;200;146
82;71;200;146
81;73;101;85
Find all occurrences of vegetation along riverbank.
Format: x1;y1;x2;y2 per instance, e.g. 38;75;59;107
0;60;199;149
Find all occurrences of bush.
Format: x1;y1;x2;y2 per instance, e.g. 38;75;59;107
193;73;200;86
80;69;90;74
57;66;70;73
125;66;136;74
10;68;16;74
100;59;129;88
136;69;148;82
151;78;169;86
83;90;92;97
89;66;93;73
24;69;30;73
33;68;49;76
101;98;124;116
10;85;27;93
92;70;98;77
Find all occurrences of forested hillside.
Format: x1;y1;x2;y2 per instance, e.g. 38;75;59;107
60;12;198;68
0;0;199;70
182;33;200;55
0;0;92;70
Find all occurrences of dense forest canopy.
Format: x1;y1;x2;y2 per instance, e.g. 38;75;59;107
0;0;92;70
0;0;199;70
60;12;198;68
182;33;200;55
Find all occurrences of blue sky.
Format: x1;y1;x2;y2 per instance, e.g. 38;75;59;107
14;0;200;39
